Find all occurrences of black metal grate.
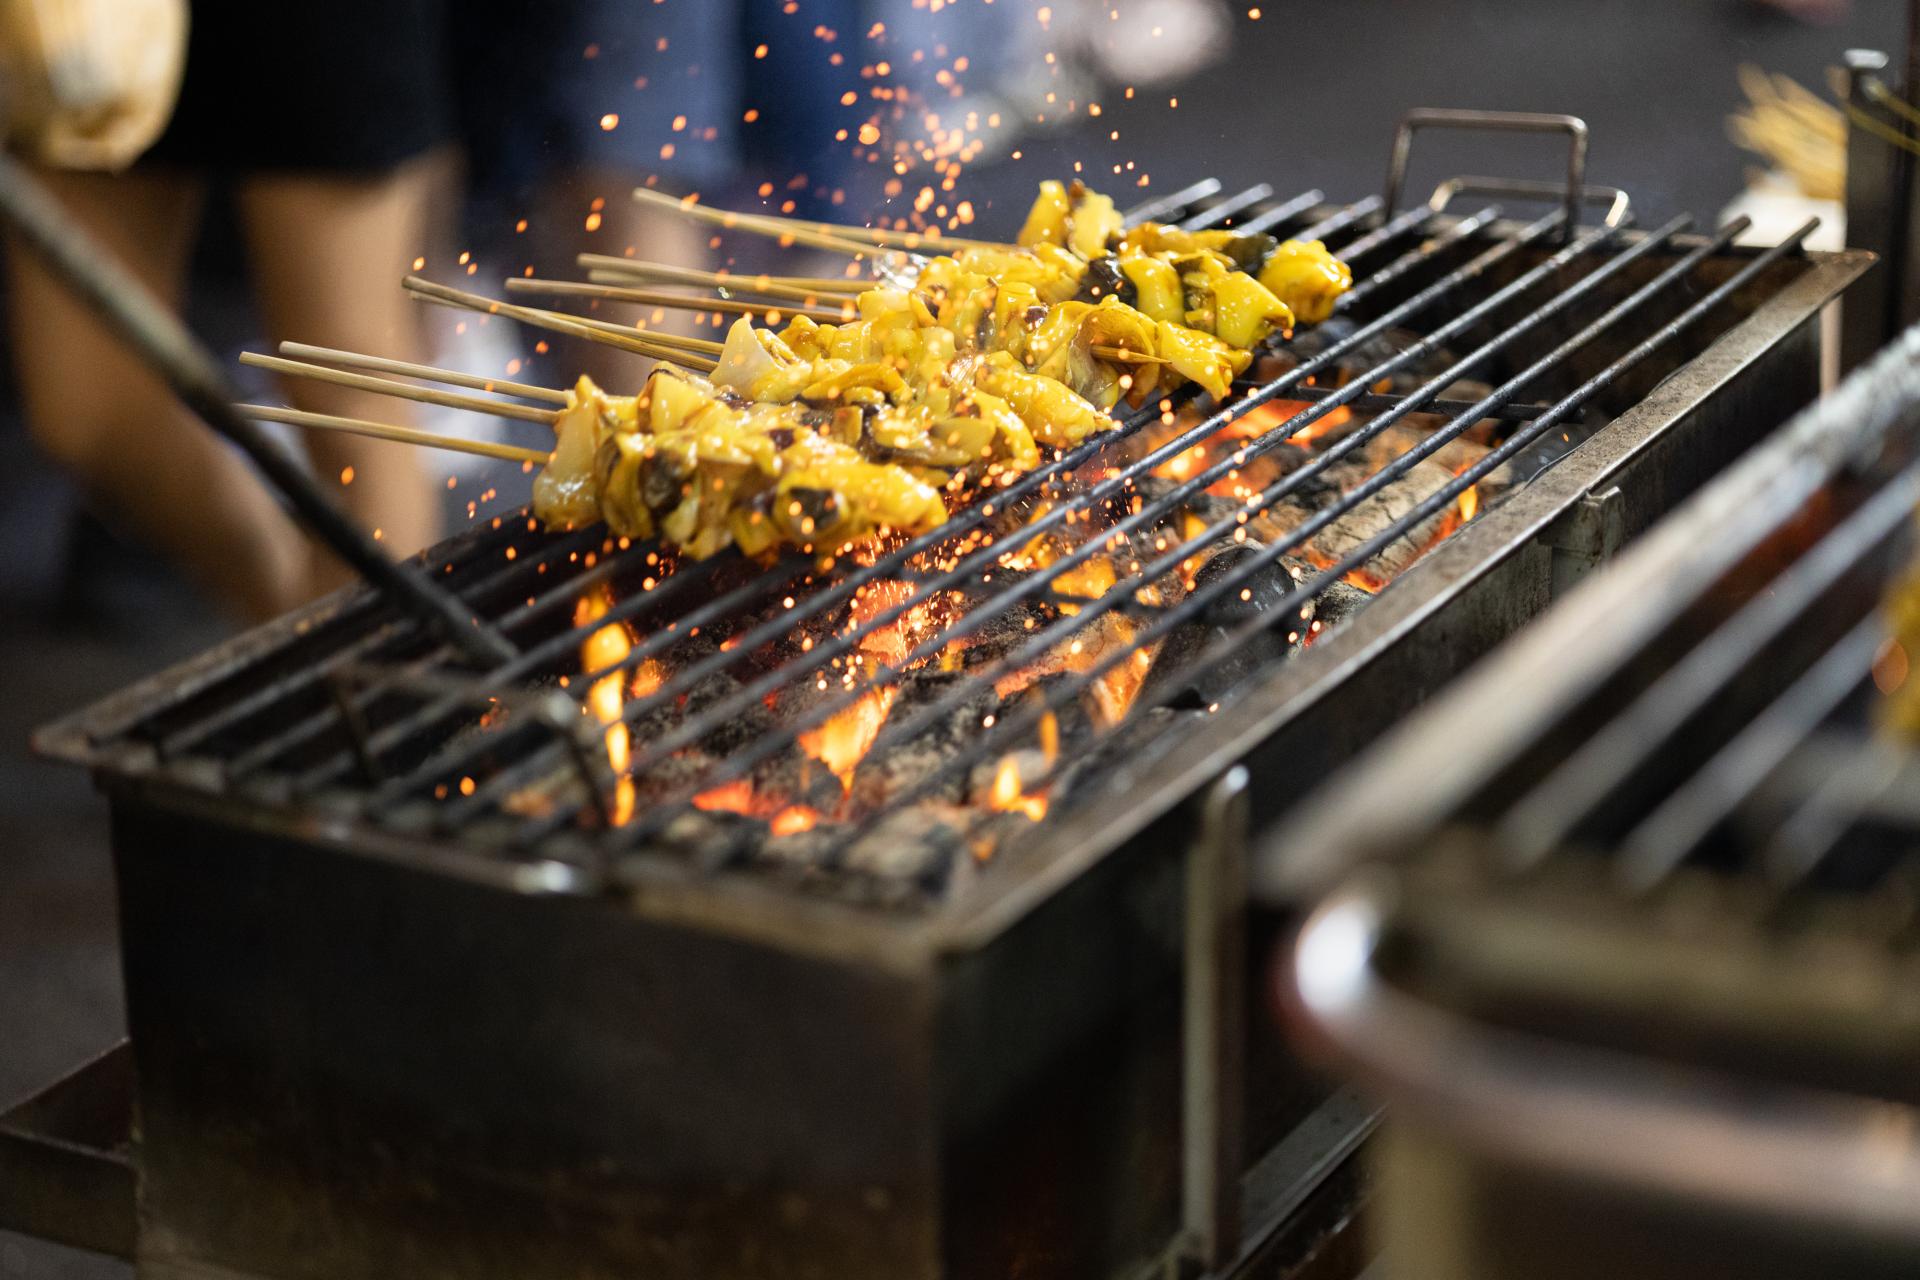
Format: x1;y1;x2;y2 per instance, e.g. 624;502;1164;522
46;182;1827;906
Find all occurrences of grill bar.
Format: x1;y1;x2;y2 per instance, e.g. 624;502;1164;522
142;518;577;763
845;217;1817;870
420;195;1461;829
277;186;1327;796
203;525;612;774
1177;183;1274;229
465;205;1522;841
1233;188;1328;236
1613;615;1887;889
1498;454;1919;877
575;208;1616;853
1120;178;1226;227
804;215;1780;866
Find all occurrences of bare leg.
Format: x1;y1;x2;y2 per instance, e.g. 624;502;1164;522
5;167;315;622
236;153;448;594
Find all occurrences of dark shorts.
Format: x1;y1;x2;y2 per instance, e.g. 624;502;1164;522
146;0;457;175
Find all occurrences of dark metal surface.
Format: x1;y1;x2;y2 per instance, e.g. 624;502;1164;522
0;1045;134;1260
1843;48;1901;372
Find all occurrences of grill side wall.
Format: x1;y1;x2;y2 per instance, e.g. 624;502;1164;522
112;799;942;1280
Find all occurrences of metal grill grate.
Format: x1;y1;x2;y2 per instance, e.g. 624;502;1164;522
40;179;1836;906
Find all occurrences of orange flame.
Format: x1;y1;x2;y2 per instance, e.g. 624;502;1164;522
770;806;820;836
799;686;898;787
989;756;1047;821
575;591;636;825
693;779;755;813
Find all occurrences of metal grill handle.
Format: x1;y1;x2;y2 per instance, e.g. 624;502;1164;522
0;153;517;666
1385;108;1591;240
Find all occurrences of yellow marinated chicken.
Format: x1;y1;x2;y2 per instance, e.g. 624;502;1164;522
531;180;1352;558
536;368;1028;559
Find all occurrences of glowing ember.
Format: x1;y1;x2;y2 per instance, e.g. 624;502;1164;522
770;806;820;836
1457;481;1480;524
988;756;1047;822
1050;558;1116;614
574;591;636;825
800;686;898;787
693;780;755;814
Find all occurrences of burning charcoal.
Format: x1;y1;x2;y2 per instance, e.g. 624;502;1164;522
759;824;838;868
1305;458;1461;581
683;670;776;757
1305;579;1372;639
748;749;845;815
658;806;760;869
1053;705;1206;804
841;805;967;887
630;747;720;807
847;669;996;811
967;749;1053;809
1369;422;1516;508
1138;543;1311;710
944;587;1056;668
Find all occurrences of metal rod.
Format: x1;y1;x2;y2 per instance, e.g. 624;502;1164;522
464;208;1504;836
0;152;516;665
1613;616;1889;890
586;209;1609;853
954;222;1816;851
1232;188;1326;237
1122;178;1225;228
410;195;1431;823
275;185;1317;794
813;218;1798;868
1499;459;1919;875
1178;183;1274;231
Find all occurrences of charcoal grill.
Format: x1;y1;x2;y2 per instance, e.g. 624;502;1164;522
1279;321;1920;1280
10;112;1873;1280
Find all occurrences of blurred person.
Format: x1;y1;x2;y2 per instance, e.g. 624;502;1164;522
4;0;448;623
450;0;1045;388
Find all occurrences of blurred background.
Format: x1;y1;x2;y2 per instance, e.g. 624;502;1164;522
0;0;1906;1274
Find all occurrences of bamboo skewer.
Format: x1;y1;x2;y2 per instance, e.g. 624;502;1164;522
238;404;551;464
504;277;853;324
240;352;559;424
578;254;865;303
632;185;1009;254
402;276;719;369
278;341;570;406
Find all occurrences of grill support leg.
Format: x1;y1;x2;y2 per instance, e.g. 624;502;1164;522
1179;767;1250;1275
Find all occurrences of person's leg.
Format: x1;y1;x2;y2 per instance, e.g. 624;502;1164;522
235;154;447;594
5;167;315;621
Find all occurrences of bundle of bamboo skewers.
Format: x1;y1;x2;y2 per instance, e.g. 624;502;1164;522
236;185;1320;495
1728;63;1846;202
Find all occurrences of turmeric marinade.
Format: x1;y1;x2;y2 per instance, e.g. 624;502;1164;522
534;180;1353;559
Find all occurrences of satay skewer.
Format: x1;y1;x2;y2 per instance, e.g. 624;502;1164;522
578;254;864;302
402;276;720;370
240;352;559;424
632;185;1007;254
504;277;853;323
238;404;550;464
278;341;570;406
